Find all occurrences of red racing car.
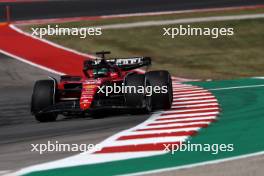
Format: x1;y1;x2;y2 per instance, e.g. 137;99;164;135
31;51;173;122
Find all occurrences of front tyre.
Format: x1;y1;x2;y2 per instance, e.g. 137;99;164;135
31;80;57;122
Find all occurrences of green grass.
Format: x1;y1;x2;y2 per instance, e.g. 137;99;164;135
23;9;264;80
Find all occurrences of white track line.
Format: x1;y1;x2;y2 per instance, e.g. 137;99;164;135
172;103;218;108
175;96;215;100
252;77;264;79
142;122;211;128
173;86;197;90
172;83;192;86
13;5;264;26
173;90;209;95
108;136;188;147
125;151;264;176
173;87;201;91
155;116;217;123
100;5;264;20
14;151;166;175
173;84;194;86
159;112;219;118
164;107;219;113
172;99;217;105
0;49;65;75
129;128;200;135
97;14;264;29
209;84;264;91
174;93;212;98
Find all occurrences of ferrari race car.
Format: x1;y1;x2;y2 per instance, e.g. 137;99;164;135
31;51;173;122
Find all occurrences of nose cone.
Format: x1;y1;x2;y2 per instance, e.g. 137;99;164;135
80;83;97;110
80;100;92;110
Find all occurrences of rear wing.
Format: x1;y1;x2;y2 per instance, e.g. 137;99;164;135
94;57;150;65
84;57;151;71
113;57;151;71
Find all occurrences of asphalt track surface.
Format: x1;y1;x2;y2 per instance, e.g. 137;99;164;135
0;53;150;170
0;0;264;22
1;0;264;174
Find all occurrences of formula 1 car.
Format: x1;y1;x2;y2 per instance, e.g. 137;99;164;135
31;51;173;122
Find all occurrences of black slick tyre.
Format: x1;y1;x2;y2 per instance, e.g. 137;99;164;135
31;80;57;122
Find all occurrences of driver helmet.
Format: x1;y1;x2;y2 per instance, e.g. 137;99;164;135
93;68;108;75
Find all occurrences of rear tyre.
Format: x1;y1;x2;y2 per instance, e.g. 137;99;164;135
146;70;173;110
31;80;57;122
124;74;152;113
